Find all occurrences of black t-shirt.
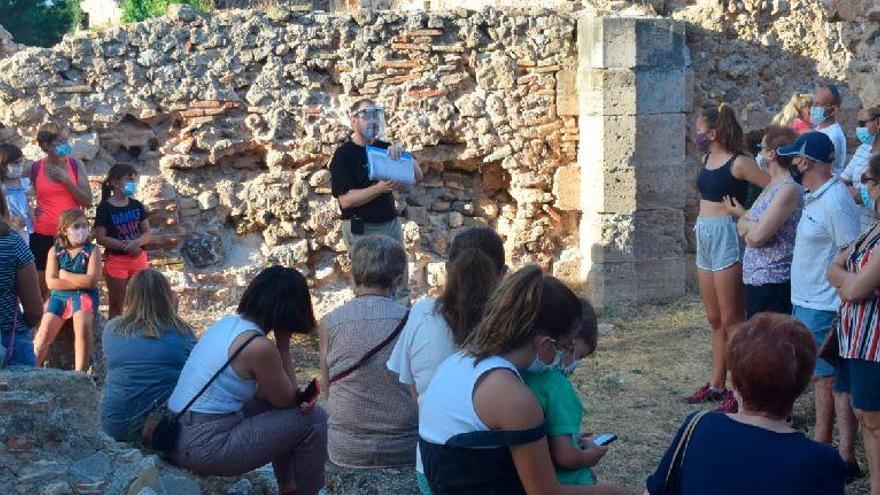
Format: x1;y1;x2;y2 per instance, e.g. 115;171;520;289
329;139;397;223
95;198;148;255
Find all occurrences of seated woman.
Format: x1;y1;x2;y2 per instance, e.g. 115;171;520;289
167;266;327;495
387;227;505;492
644;313;845;495
320;234;418;468
0;187;42;366
419;265;600;495
100;269;196;441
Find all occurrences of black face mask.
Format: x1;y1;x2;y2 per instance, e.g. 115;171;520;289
789;163;805;185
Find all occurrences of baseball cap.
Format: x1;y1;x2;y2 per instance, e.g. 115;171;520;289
776;132;835;164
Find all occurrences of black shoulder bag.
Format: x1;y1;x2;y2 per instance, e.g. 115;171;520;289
141;333;260;451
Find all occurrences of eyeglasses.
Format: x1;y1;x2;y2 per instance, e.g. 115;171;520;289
548;338;575;354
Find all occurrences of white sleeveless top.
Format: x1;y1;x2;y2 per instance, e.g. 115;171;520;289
418;351;520;445
168;315;263;414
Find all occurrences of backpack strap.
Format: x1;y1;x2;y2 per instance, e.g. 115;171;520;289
30;159;42;191
69;157;80;183
31;158;79;191
174;333;261;419
330;310;410;384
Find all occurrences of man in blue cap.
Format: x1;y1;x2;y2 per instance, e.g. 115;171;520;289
779;131;863;481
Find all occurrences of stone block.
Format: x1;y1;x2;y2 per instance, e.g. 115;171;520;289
580;210;685;264
578;16;687;70
587;257;686;307
580;67;687;116
556;69;578;116
579;113;686;169
581;162;686;213
552;165;581;211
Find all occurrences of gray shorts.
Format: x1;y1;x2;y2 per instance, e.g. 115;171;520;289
695;216;743;272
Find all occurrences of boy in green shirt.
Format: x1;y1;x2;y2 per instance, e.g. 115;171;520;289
523;298;630;494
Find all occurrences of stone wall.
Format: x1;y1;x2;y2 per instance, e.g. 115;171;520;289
0;7;580;314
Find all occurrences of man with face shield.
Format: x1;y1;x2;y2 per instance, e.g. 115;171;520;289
778;131;863;480
329;99;423;303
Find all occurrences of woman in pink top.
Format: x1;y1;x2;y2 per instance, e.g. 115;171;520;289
27;124;92;298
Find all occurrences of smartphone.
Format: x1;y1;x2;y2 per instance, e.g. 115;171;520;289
298;378;320;404
593;433;617;447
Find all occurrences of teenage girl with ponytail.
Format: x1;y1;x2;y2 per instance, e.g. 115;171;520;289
418;265;604;495
95;164;151;318
687;103;770;412
387;226;506;494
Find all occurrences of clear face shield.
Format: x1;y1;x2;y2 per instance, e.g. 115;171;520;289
353;107;386;141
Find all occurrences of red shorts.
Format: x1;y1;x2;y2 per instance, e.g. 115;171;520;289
104;251;149;280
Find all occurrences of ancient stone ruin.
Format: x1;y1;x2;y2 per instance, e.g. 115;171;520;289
2;1;878;313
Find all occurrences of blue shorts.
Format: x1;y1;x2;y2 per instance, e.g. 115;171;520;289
695;216;743;272
792;305;836;377
834;358;880;411
1;327;35;366
46;290;98;319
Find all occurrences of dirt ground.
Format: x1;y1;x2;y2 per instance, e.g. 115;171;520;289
183;295;871;494
581;296;870;494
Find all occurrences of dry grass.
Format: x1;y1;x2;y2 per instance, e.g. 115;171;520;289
182;295;871;493
580;296;870;494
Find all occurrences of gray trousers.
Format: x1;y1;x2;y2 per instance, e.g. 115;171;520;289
169;400;328;493
341;216;411;304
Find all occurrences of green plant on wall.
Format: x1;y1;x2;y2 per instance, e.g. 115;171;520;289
0;0;82;47
120;0;213;23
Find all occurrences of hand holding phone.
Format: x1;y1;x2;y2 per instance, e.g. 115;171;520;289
593;433;617;447
298;378;320;405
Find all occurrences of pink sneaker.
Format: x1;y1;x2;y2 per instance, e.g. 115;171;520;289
715;390;739;413
683;383;726;404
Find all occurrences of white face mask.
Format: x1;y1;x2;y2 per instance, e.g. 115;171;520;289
68;227;89;246
557;357;581;377
5;163;23;179
756;152;770;171
526;339;567;374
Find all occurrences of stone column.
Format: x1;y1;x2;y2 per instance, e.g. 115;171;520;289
577;15;690;308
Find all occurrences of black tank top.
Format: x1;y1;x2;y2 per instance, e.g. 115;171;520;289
697;154;748;204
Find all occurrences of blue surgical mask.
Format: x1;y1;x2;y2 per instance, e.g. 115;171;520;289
856;127;875;146
810;106;827;125
860;185;875;211
123;180;137;197
54;142;72;157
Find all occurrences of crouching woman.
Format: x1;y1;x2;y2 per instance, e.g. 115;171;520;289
166;266;328;495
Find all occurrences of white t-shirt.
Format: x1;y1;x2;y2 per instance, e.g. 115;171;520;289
386;298;458;474
791;178;860;311
817;122;847;176
840;143;878;232
386;298;458;398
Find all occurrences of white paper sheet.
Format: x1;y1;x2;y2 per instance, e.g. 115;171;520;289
366;146;416;185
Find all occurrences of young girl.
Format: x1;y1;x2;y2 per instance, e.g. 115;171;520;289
688;103;768;413
34;209;102;371
95;164;151;318
0;143;33;240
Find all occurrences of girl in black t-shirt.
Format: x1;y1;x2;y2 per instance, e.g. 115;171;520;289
95;164;151;317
